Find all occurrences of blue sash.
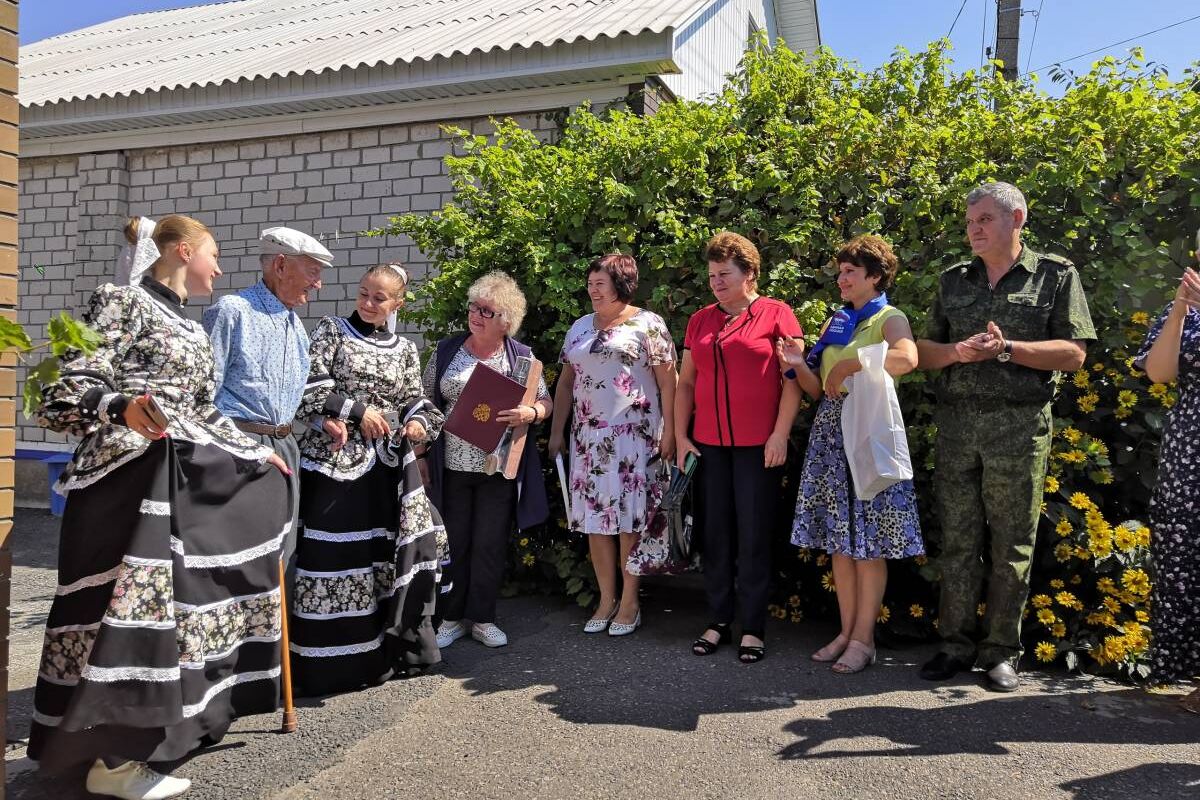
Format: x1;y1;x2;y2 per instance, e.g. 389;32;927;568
805;292;889;370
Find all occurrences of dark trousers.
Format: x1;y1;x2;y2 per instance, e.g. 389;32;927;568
696;443;782;634
439;468;518;623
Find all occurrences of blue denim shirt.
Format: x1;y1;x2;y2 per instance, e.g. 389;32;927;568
203;281;310;425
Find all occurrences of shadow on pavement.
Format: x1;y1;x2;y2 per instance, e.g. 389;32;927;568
1061;763;1200;799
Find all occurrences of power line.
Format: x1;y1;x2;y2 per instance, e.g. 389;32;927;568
1025;0;1045;73
1025;12;1200;75
947;0;971;38
979;0;989;71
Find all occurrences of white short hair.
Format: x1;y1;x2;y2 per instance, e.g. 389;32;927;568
468;270;527;336
967;182;1028;223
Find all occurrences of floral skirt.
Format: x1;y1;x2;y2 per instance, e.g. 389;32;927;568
28;437;290;771
292;445;443;697
791;395;924;560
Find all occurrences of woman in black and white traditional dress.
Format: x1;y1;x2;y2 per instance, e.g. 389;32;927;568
30;215;291;799
291;264;445;696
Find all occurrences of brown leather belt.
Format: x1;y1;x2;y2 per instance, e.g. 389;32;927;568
232;420;294;439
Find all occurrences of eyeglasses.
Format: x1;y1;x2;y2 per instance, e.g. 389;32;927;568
468;302;498;319
590;327;612;354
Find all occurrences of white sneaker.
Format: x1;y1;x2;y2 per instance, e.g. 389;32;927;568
436;620;466;649
85;759;191;800
471;622;508;648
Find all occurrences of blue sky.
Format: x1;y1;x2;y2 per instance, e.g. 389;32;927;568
18;1;1200;82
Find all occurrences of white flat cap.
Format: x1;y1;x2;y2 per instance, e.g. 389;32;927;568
260;227;334;266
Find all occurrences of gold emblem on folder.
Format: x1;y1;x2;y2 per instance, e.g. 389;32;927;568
472;403;492;422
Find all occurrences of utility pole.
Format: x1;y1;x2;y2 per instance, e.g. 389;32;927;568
995;0;1022;80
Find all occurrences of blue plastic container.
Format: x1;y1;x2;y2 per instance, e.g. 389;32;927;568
43;452;72;517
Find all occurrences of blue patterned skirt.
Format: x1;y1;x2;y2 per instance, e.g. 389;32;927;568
791;394;924;560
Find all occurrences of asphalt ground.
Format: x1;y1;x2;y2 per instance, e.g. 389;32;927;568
5;508;1199;800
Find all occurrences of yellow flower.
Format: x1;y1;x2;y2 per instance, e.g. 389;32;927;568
976;603;986;617
1131;311;1150;326
1102;596;1121;613
1114;406;1132;419
1050;579;1065;589
1037;608;1057;625
1097;577;1117;594
796;549;812;562
877;605;891;624
1055;591;1078;608
1069;492;1092;510
1056;518;1073;537
518;537;529;547
1092;362;1104;372
1089;532;1113;558
787;594;802;608
1077;393;1099;413
1054;542;1073;562
1051;623;1067;638
1121;568;1150;596
789;612;803;624
815;553;829;567
1035;642;1057;662
821;571;836;592
909;604;925;618
1148;383;1168;399
1135;610;1149;622
1162;393;1177;409
772;606;788;620
1060;450;1086;464
1071;370;1091;388
914;554;928;566
1135;526;1151;547
1094;469;1114;485
521;553;535;567
1117;389;1138;408
1114;526;1137;551
1032;594;1053;608
1061;427;1083;444
1044;476;1060;494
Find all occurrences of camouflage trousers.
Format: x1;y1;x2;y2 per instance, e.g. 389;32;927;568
933;402;1052;667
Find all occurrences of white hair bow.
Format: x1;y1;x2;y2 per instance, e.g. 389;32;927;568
384;263;409;333
116;217;160;286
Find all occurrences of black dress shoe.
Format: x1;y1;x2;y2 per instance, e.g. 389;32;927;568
985;662;1019;692
919;652;971;681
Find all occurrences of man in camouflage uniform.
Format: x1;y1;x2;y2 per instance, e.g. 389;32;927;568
916;182;1096;691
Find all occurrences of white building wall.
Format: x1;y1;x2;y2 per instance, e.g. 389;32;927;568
659;0;774;101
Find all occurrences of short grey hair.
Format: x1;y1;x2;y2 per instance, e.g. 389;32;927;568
468;270;527;336
967;182;1028;222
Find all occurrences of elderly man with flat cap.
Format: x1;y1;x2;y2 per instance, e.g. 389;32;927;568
204;227;333;556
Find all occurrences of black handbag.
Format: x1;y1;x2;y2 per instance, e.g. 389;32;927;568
661;451;699;565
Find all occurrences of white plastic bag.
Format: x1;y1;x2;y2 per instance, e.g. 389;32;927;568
840;341;913;501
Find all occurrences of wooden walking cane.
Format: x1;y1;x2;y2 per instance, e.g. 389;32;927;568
278;558;298;733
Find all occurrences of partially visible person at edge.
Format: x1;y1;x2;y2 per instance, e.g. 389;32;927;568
916;181;1096;692
203;226;331;562
30;215;292;800
777;235;924;675
676;231;803;663
1134;243;1200;714
290;264;447;695
423;271;553;650
548;254;678;637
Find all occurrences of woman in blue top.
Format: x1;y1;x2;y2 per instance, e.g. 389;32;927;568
778;235;924;675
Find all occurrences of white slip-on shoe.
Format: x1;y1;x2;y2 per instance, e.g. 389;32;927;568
436;620;466;649
608;611;642;637
85;759;191;800
583;601;620;634
471;622;508;648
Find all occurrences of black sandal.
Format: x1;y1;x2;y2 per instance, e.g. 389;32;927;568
691;623;731;656
738;630;766;663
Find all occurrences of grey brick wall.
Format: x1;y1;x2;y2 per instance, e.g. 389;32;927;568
16;111;561;446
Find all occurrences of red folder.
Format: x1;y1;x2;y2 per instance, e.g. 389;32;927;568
444;362;526;452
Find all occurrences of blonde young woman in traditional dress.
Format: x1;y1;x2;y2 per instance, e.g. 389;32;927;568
290;264;445;694
31;215;291;799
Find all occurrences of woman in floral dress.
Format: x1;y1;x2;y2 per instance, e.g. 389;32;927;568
291;264;445;695
30;215;291;799
1135;261;1200;713
549;254;677;636
778;235;923;675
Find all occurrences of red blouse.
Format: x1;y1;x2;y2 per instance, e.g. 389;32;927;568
683;297;802;447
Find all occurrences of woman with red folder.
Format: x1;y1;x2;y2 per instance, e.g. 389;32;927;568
422;271;553;649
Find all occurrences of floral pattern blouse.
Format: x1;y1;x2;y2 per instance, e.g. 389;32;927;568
37;281;272;490
420;343;550;474
560;310;676;535
296;313;444;481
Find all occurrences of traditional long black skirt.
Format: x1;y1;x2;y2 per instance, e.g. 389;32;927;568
28;437;290;771
291;448;442;697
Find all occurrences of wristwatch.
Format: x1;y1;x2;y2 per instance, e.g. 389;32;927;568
996;340;1013;363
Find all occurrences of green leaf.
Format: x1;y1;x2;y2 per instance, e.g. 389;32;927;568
47;312;103;358
0;316;33;351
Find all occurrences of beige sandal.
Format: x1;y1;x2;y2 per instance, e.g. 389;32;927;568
831;640;876;674
811;633;850;663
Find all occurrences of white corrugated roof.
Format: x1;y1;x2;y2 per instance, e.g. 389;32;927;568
20;0;715;107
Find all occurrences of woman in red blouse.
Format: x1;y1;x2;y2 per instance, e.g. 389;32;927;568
676;231;803;662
